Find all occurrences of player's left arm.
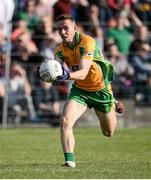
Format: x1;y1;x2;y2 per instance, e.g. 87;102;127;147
69;59;92;80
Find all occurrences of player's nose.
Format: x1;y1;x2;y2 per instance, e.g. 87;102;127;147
61;29;66;36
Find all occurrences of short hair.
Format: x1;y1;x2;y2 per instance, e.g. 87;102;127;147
56;13;75;22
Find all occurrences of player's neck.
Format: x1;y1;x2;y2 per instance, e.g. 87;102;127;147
67;41;74;47
68;34;76;46
65;31;79;49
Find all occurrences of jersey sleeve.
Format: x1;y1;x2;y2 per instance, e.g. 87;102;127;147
80;37;95;61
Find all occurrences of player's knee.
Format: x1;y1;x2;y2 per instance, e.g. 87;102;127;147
61;117;73;130
102;130;114;137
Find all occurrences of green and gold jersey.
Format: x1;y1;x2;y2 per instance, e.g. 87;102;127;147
54;31;114;91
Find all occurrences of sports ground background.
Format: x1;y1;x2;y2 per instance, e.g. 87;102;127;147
0;127;151;179
0;0;151;178
0;99;151;179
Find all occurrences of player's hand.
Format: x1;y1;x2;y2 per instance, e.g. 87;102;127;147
52;68;70;85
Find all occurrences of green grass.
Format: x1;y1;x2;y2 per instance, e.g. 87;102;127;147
0;127;151;179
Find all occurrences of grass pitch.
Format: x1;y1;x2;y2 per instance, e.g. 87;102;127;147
0;127;151;179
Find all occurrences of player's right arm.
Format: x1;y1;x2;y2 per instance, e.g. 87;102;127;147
53;51;93;84
53;36;95;82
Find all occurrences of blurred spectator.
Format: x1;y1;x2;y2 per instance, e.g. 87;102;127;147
35;0;53;18
129;41;151;93
87;0;100;6
40;35;57;60
17;0;41;31
11;19;29;43
89;26;104;50
135;72;151;106
32;15;59;49
106;43;134;98
32;81;61;126
107;10;143;55
71;0;90;31
0;62;38;123
129;25;151;57
76;23;85;33
31;17;49;50
108;0;131;16
107;43;134;77
33;1;55;48
96;0;111;27
12;31;38;62
88;4;100;27
41;15;53;35
88;4;104;50
53;0;73;21
88;0;115;28
13;0;28;14
132;0;151;30
49;0;58;6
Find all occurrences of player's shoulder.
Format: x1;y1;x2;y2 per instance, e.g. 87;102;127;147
80;32;95;45
54;42;63;52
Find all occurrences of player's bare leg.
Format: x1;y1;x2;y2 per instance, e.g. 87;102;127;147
94;108;117;137
61;100;87;167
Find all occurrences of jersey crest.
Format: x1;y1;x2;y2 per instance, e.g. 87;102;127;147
56;51;64;61
79;47;85;56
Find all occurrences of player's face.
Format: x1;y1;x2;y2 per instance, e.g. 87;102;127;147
57;19;76;43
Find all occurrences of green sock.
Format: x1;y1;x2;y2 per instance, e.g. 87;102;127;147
64;152;75;162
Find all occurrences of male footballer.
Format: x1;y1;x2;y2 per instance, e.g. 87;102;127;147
40;13;124;167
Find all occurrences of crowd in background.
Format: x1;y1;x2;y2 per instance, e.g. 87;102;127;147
0;0;151;125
